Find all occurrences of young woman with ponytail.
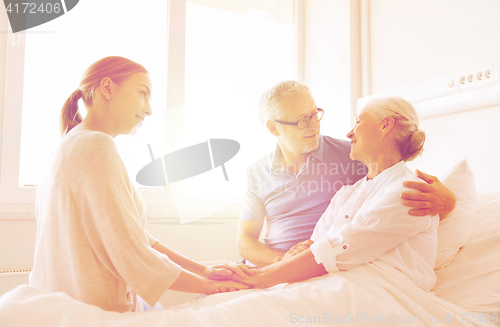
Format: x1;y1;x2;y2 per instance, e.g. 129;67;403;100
30;56;253;313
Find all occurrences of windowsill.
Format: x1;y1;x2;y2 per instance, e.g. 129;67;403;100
0;203;36;219
0;200;242;220
146;200;242;221
0;211;35;219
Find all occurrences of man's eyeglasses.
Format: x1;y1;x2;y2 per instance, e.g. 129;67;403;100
273;108;324;129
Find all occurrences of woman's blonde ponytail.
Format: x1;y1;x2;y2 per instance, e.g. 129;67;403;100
60;89;83;136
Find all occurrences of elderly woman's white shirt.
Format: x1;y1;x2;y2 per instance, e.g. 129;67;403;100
310;161;438;292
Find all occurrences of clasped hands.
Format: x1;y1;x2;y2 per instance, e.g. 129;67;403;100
204;262;259;294
206;240;314;294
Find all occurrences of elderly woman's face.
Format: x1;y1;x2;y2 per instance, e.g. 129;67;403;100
346;109;384;164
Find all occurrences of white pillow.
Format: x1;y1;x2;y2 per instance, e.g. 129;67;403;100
434;159;477;270
433;194;500;313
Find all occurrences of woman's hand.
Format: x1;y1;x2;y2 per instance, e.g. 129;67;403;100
209;280;253;294
203;262;258;281
231;270;264;288
283;240;314;260
230;268;279;290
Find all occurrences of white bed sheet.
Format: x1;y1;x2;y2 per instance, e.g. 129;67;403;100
0;260;497;327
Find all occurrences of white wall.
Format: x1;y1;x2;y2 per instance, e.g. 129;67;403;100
0;220;36;271
367;0;500;193
369;0;500;94
411;105;500;194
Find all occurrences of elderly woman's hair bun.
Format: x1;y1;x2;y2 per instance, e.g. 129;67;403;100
400;128;425;161
365;96;425;162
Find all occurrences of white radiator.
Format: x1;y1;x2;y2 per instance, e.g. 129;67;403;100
0;269;31;296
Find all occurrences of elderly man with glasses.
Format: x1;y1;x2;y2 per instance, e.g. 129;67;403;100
237;80;456;267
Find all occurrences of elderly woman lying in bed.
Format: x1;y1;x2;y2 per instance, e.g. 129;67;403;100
234;96;439;292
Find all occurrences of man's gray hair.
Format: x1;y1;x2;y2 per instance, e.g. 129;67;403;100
258;80;311;125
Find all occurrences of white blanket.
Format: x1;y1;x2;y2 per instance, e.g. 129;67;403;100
0;261;496;327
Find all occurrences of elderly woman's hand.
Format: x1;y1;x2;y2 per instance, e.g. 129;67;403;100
230;268;277;289
283;240;314;261
210;280;253;294
204;262;258;281
400;169;456;220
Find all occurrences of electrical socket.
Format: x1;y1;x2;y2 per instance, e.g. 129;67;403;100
458;75;466;86
458;63;496;90
459;71;476;89
476;64;494;87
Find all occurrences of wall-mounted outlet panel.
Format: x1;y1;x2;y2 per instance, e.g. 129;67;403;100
356;60;500;119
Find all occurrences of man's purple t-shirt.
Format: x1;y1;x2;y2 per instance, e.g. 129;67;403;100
239;135;367;252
